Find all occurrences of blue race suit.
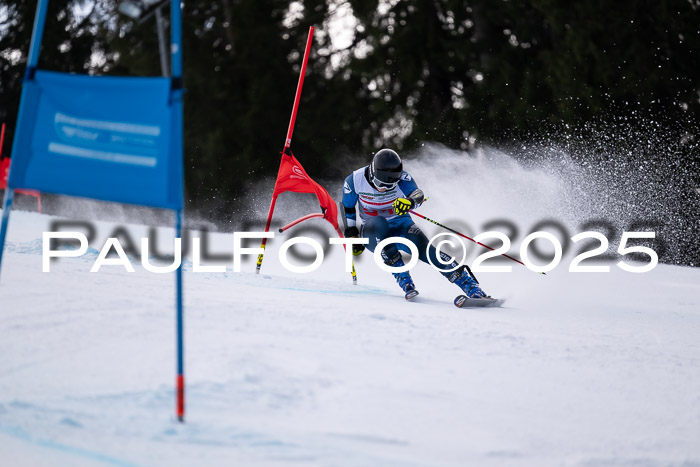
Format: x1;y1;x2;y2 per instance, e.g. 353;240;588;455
342;166;460;277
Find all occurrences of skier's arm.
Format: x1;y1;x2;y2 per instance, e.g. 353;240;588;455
342;174;364;255
394;173;425;215
342;174;359;228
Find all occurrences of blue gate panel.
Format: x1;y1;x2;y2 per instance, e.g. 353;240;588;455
9;70;182;209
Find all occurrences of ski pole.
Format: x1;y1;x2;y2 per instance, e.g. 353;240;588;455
411;210;545;274
336;200;358;285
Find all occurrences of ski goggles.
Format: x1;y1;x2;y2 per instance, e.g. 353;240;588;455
371;169;401;190
372;177;398;190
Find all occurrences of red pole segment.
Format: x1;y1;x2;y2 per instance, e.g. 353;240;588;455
176;374;184;421
284;26;314;149
0;123;6;159
256;26;315;274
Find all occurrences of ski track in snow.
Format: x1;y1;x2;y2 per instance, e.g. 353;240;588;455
1;210;699;467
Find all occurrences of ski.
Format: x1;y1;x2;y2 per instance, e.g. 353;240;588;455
454;295;504;308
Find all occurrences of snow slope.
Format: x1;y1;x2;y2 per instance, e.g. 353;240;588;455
1;205;699;467
1;145;699;466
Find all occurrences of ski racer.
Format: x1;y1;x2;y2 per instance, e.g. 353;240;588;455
342;148;489;300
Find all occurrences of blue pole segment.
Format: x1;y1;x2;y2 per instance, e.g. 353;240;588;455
169;0;185;208
175;208;183;376
170;0;183;79
170;0;186;421
0;189;16;282
175;208;184;421
26;0;50;75
0;0;46;281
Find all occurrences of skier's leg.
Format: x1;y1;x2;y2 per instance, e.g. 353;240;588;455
401;221;456;272
448;264;488;298
404;221;488;298
363;216;418;300
362;216;395;258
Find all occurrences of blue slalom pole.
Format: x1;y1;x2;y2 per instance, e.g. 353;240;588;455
0;0;49;283
175;209;184;421
170;0;185;423
0;189;16;282
26;0;50;74
170;0;183;80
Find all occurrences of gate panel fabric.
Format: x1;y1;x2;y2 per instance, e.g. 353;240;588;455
9;71;181;209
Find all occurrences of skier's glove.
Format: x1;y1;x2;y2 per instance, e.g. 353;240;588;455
283;146;293;157
344;226;365;256
393;197;414;216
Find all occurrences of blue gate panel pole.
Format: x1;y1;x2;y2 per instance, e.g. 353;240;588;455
0;189;16;281
26;0;50;74
0;0;49;281
171;0;186;423
175;209;184;421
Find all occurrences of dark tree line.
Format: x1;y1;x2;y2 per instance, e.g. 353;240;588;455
1;0;698;215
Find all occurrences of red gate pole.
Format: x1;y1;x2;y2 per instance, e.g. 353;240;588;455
0;123;6;159
256;26;315;274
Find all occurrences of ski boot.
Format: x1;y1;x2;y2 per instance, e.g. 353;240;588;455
449;265;487;299
387;255;419;300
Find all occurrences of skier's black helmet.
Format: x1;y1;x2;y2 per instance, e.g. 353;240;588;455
369;149;402;189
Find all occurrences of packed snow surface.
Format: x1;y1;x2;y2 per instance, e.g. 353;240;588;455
1;144;699;466
1;206;699;467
